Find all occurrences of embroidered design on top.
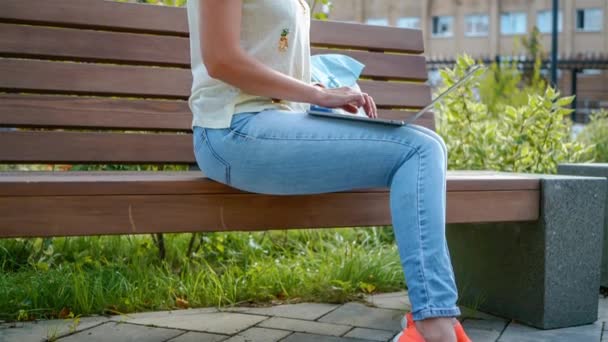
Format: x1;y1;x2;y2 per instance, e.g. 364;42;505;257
278;28;290;52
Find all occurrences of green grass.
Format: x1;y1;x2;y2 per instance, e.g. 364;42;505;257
0;227;406;322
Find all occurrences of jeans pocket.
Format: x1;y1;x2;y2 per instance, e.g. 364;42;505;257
226;112;258;141
193;126;207;154
193;127;231;186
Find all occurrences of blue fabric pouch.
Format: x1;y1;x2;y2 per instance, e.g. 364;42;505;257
310;54;367;117
311;53;365;88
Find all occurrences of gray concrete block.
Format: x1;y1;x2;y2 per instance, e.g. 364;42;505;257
498;321;602;342
558;163;608;287
318;302;403;331
221;303;339;320
459;306;506;322
447;174;606;329
257;317;351;336
59;322;183;342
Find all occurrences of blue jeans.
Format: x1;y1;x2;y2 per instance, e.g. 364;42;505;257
192;109;461;320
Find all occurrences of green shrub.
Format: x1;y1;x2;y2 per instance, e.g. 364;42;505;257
576;110;608;163
435;54;593;174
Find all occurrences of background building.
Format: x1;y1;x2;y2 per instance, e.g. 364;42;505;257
328;0;608;118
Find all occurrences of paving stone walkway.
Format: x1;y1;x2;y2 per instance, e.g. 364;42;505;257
2;291;607;342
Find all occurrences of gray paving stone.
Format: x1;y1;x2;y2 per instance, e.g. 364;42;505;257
498;321;602;342
112;307;218;322
343;327;395;341
166;331;227;342
0;316;108;342
461;319;506;342
58;322;182;342
258;316;351;336
364;291;411;311
463;318;508;334
121;311;267;335
599;296;608;322
281;332;377;342
221;303;339;320
223;327;291;342
318;302;403;331
465;328;501;342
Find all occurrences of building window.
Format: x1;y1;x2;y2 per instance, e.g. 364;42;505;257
432;16;454;37
320;4;331;15
581;69;602;76
396;17;420;29
576;8;603;32
537;10;563;33
465;14;489;37
365;18;389;27
501;12;527;35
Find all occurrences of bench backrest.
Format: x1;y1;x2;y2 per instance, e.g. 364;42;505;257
0;0;433;166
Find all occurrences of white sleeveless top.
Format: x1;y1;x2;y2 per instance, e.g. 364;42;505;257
186;0;312;129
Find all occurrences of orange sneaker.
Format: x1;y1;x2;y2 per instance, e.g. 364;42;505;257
401;313;472;342
392;319;426;342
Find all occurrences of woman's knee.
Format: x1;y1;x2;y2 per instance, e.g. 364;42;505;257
404;128;446;169
409;124;447;157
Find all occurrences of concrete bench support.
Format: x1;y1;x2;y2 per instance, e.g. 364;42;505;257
447;175;606;329
558;163;608;288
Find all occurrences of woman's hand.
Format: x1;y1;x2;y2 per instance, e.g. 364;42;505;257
313;86;378;118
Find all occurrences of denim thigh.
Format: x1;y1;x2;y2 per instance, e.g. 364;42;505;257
194;110;445;195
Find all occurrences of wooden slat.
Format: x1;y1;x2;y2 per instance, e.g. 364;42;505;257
0;58;431;107
0;131;193;164
311;20;424;53
447;190;539;223
0;24;427;80
0;58;191;99
0;171;542;197
0;0;424;54
0;189;539;238
0;94;192;131
0;94;433;131
359;81;431;108
0;0;188;36
0;23;189;67
0;109;431;163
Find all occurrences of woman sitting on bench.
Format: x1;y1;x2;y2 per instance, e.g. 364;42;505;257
186;1;471;341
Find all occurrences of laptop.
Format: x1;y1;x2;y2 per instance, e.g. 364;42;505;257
307;64;484;126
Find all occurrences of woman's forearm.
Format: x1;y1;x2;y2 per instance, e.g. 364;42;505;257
205;48;323;105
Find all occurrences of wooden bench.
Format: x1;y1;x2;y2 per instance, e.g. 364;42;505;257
0;0;605;330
